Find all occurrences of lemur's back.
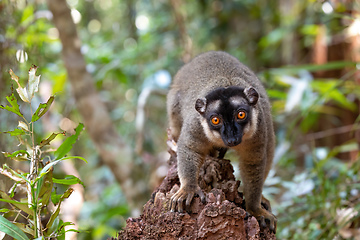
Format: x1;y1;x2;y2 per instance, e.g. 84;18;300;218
166;51;277;232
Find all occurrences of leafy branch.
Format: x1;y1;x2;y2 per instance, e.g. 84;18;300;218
0;66;87;239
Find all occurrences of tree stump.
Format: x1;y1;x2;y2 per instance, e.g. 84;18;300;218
113;150;276;240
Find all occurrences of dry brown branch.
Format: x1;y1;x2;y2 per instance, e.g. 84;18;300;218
305;123;360;141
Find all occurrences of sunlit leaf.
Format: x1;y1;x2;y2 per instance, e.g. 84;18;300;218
312;80;357;111
54;123;84;160
2;150;29;161
328;90;356;111
52;72;67;94
3;128;25;136
300;24;320;36
311;80;337;93
31;96;54;122
20;4;34;26
0;88;24;118
28;65;41;101
0;215;30;240
38;160;62;178
9;69;30;103
18;121;29;132
65;228;80;233
39;131;65;148
39;156;87;178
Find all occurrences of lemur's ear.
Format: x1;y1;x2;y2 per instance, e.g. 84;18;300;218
195;98;207;114
244;87;259;105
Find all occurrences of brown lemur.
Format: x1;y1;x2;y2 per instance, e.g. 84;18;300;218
167;51;277;231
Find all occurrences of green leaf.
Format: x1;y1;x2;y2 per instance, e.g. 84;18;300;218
267;89;287;99
53;175;84;188
0;214;30;240
51;191;62;206
0;89;24;118
2;150;29;161
31;96;54;122
52;72;67;94
54;123;84;160
38;156;87;180
39;131;65;148
20;4;34;26
300;111;319;132
259;28;286;47
300;24;320;36
65;228;80;233
46;188;74;231
46;215;60;236
311;80;357;111
59;155;87;163
328;90;356;111
54;220;66;240
0;191;33;216
36;169;53;206
3;128;25;136
38;160;62;179
0;209;9;213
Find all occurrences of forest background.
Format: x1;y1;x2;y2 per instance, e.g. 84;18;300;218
0;0;359;239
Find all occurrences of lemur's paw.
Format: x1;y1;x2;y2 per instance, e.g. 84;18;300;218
169;185;205;213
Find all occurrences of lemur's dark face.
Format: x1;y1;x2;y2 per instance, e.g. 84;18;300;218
195;86;258;147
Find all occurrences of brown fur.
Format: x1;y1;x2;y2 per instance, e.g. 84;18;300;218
167;51;276;231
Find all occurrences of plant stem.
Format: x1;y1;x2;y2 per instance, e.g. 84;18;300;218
31;183;38;238
27;102;42;237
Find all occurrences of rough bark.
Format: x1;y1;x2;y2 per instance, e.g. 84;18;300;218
113;150;276;240
46;0;151;213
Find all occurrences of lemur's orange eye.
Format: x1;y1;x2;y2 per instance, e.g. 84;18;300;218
237;111;246;120
211;116;221;125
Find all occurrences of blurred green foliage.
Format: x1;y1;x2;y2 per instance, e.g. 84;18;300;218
0;0;359;239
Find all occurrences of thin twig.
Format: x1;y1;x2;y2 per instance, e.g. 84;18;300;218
305;123;360;141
